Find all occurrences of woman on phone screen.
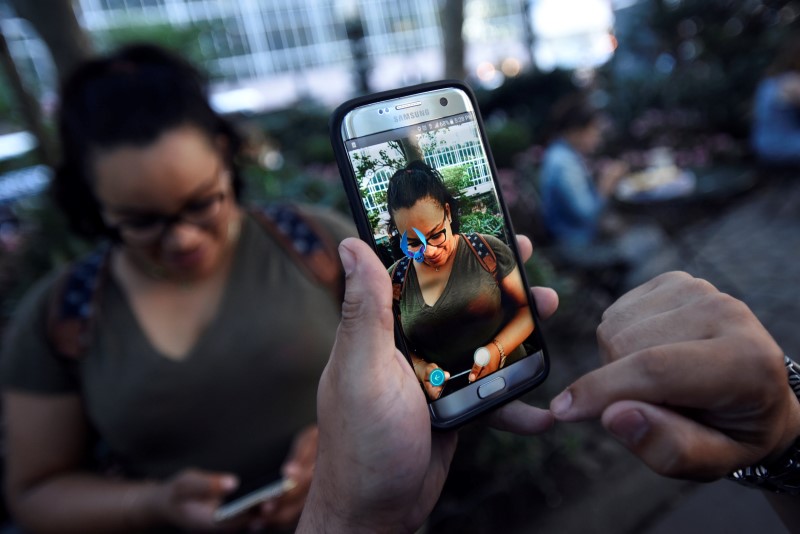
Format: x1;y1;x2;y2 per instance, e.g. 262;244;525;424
386;161;534;400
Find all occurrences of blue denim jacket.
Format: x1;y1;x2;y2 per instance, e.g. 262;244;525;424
751;74;800;165
539;139;605;246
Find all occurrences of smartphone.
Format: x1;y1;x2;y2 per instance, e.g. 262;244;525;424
213;477;296;523
330;80;549;429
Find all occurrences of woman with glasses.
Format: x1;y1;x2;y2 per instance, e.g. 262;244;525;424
0;45;353;532
386;161;534;400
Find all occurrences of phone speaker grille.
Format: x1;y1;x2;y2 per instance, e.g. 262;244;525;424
395;101;422;110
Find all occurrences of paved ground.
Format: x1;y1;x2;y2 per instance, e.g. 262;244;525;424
637;176;800;533
544;175;800;534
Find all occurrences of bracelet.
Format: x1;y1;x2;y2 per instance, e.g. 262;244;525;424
728;355;800;495
491;338;506;368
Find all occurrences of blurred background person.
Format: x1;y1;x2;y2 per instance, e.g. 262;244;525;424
751;32;800;168
0;44;352;533
538;92;664;293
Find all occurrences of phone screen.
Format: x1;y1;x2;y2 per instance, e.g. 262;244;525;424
334;84;547;426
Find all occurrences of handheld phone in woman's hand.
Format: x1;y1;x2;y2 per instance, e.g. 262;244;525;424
213;477;296;523
330;81;549;429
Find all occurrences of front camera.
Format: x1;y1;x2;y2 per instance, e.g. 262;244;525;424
439;97;448;106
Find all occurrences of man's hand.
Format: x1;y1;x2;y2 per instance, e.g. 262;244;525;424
550;271;800;480
298;237;555;533
299;238;457;533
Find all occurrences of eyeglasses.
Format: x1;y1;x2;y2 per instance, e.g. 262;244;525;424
404;213;448;251
106;184;228;244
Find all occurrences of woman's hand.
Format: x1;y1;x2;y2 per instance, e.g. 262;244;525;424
422;363;449;399
468;344;501;383
151;468;240;531
254;425;318;530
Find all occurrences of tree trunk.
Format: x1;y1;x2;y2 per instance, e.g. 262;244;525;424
9;0;93;82
441;0;465;80
0;31;57;166
399;137;424;164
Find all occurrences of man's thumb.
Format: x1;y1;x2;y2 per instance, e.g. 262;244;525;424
336;238;395;346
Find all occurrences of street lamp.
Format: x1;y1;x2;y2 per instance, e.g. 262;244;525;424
337;0;371;95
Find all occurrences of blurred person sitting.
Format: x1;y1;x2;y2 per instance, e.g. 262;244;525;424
751;32;800;167
538;93;664;290
0;44;353;533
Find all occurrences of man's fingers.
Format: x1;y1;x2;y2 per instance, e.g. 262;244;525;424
516;234;533;263
334;238;396;368
598;304;720;364
550;340;768;422
484;400;554;435
601;400;751;480
531;287;558;320
599;272;717;342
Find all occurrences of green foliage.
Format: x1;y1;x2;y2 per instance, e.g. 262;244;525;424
440;164;471;194
241;162;348;214
601;0;800;153
350;141;406;187
249;104;338;166
0;68;20;132
459;211;503;237
474;69;576;146
0;197;92;324
486;119;532;168
93;22;206;66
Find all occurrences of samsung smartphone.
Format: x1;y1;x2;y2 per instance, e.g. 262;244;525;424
330;80;549;429
213;477;296;523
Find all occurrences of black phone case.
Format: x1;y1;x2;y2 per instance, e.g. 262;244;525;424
329;80;550;430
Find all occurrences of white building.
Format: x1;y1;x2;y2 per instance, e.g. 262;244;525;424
1;0;537;114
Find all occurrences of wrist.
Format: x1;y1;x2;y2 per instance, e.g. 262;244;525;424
491;338;506;368
299;477;401;534
728;355;800;495
123;481;165;530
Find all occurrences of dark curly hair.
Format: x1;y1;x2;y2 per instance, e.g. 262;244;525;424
766;31;800;77
385;160;461;236
51;43;244;239
547;92;601;139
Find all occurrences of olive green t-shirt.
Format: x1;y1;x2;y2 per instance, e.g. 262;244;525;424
395;234;525;377
0;206;354;487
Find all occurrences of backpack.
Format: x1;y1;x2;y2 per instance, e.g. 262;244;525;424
46;204;343;359
390;233;498;303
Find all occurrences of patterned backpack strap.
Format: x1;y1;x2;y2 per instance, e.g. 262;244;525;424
462;233;498;280
390;256;411;303
46;243;112;359
250;204;343;300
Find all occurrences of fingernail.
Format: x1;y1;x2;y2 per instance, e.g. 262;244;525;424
283;463;300;479
550;390;573;416
338;243;356;275
608;409;649;447
221;475;238;491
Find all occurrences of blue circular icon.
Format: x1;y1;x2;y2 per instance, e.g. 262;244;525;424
429;368;446;387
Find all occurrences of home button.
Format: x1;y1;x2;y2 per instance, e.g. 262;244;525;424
477;377;506;398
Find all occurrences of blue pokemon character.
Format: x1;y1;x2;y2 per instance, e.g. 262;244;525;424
400;227;427;262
